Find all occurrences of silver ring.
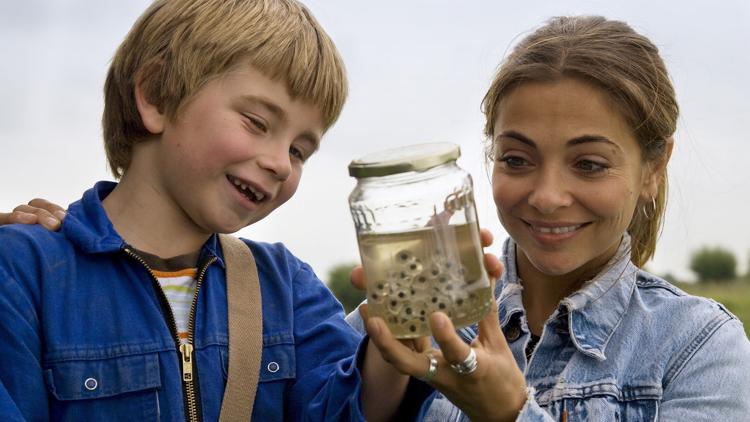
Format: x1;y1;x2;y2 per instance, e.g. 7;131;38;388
450;348;478;375
417;353;438;382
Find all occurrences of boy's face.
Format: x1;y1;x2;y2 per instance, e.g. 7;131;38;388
145;64;324;235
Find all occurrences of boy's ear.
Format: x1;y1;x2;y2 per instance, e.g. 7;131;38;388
641;137;674;200
134;79;166;135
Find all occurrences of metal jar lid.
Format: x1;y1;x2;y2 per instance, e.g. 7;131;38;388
348;142;461;178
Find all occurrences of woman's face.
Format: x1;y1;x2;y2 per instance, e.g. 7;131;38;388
491;77;657;280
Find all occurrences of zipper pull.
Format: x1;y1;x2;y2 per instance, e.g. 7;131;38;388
180;343;194;382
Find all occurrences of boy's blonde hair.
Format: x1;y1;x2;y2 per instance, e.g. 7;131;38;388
482;16;678;267
103;0;347;178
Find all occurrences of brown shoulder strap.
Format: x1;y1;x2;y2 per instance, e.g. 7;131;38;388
218;234;263;422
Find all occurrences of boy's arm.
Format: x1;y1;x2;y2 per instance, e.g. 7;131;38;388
360;339;410;421
0;264;49;420
287;263;432;422
359;303;429;421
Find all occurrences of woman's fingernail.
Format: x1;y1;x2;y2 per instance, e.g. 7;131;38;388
45;217;60;227
54;210;67;220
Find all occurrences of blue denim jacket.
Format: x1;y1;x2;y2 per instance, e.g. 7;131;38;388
348;235;750;421
0;182;432;421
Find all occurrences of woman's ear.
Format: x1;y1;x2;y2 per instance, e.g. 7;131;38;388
134;79;165;135
641;137;674;201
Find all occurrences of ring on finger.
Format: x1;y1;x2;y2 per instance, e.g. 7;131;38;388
450;348;478;375
416;352;438;382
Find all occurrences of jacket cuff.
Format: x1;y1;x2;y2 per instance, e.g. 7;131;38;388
515;387;555;421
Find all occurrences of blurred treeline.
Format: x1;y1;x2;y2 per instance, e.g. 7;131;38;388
325;246;750;337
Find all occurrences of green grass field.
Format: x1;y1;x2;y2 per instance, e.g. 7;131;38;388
674;280;750;338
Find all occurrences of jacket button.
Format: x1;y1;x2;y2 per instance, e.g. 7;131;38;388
84;377;98;391
505;325;521;342
267;362;280;373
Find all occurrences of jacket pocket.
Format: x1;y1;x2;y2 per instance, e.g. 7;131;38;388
539;382;661;422
221;332;296;382
44;352;162;420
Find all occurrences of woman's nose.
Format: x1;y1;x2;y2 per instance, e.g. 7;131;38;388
527;170;573;214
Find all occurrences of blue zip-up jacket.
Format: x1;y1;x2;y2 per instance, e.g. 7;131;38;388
0;182;432;421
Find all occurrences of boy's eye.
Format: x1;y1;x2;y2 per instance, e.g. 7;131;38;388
289;145;307;162
244;115;267;132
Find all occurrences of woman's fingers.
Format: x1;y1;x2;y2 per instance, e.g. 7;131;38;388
476;287;507;351
27;198;67;220
2;198;67;231
484;253;503;281
428;312;478;377
0;211;34;226
366;317;433;377
350;266;366;291
1;201;65;231
479;228;493;248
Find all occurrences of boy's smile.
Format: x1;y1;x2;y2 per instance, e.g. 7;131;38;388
121;64;325;244
227;174;269;204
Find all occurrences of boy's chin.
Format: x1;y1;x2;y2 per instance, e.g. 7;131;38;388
210;213;267;235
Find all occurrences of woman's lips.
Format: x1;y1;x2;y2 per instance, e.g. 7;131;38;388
523;220;590;245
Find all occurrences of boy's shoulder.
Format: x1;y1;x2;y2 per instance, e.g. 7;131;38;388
235;237;329;294
0;223;72;264
238;237;313;277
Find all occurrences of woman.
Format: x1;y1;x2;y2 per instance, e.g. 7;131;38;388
354;15;750;421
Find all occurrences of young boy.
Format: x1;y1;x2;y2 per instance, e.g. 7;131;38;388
0;0;433;420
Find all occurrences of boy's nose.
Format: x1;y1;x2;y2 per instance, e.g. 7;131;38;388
258;144;292;181
527;170;573;214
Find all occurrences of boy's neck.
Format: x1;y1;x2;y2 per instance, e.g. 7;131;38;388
103;171;211;259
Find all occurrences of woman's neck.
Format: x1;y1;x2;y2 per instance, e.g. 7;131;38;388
516;243;618;336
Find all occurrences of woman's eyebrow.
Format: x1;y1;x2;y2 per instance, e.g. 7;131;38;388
495;130;536;148
496;131;623;152
568;134;617;147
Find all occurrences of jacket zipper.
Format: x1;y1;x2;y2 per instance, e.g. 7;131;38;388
124;247;216;422
183;255;216;421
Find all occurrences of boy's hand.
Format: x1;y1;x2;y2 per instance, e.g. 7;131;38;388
0;199;67;231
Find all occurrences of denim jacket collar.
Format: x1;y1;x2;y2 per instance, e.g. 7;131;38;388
63;181;224;267
497;235;638;361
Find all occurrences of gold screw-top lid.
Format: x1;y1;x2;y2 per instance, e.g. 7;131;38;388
348;142;461;178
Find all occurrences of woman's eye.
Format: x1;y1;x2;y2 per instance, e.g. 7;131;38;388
497;155;529;169
575;159;609;174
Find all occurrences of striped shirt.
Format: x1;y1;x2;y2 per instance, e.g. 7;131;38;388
153;268;197;344
135;248;200;345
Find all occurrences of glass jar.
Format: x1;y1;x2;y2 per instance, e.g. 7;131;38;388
348;142;492;338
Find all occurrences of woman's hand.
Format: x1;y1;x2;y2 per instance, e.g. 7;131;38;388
0;199;66;231
369;295;527;422
351;229;527;422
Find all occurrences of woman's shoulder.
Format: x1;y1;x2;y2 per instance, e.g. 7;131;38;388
632;269;737;323
628;270;746;365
